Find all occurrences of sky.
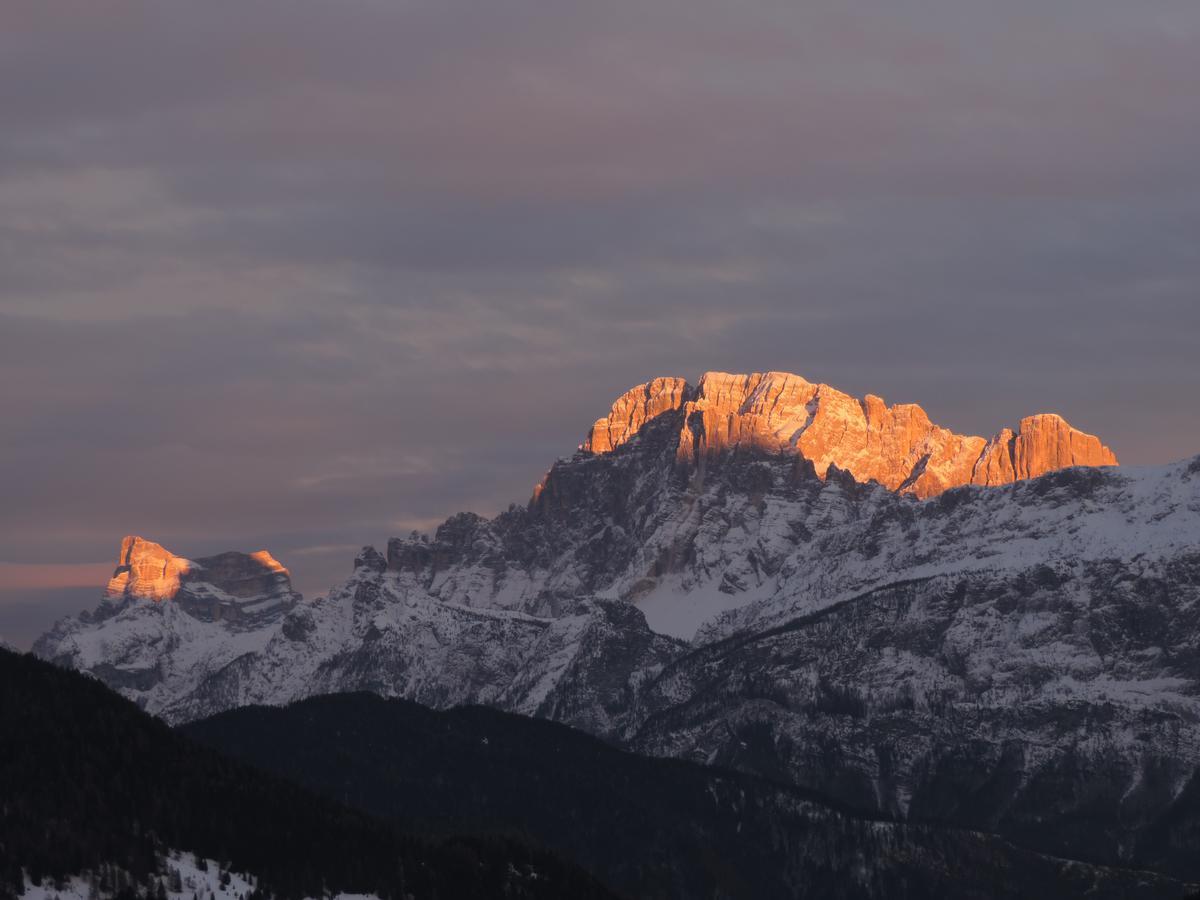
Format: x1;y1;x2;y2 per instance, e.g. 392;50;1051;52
3;0;1199;647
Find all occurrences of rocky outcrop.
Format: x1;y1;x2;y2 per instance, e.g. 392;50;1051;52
107;536;294;602
973;413;1119;485
583;377;692;454
79;535;299;630
583;371;1117;498
106;536;193;601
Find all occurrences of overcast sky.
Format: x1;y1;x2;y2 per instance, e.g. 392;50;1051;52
3;0;1199;647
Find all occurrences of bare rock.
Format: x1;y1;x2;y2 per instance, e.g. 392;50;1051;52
587;371;1116;497
103;535;300;625
1010;412;1119;479
354;545;388;573
583;377;692;454
106;536;196;602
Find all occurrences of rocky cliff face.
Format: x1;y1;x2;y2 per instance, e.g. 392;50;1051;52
100;535;300;626
581;376;692;455
583;371;1116;498
56;535;302;648
34;372;1200;886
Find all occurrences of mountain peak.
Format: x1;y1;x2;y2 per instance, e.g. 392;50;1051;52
104;535;300;624
581;371;1117;497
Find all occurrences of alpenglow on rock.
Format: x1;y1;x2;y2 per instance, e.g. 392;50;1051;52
583;371;1117;497
100;535;299;625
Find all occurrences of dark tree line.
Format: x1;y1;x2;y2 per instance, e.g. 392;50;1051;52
0;649;617;900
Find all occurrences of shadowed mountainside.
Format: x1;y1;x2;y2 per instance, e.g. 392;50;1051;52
0;648;618;900
182;691;1197;900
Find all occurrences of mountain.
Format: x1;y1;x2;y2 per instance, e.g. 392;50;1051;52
34;370;1199;882
35;535;686;728
0;647;618;900
182;691;1198;900
104;534;300;623
581;371;1116;497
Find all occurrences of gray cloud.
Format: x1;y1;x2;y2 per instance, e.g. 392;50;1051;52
2;0;1199;646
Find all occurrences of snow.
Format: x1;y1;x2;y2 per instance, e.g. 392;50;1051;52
19;851;380;900
699;457;1200;642
636;576;770;640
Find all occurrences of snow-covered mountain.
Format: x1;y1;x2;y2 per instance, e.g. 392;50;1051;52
34;370;1200;880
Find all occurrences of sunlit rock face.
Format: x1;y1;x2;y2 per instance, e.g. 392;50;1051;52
583;376;693;454
106;536;192;601
99;535;299;625
975;413;1119;484
583;371;1117;498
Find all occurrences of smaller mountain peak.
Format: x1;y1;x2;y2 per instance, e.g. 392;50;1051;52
103;535;300;623
1010;413;1118;478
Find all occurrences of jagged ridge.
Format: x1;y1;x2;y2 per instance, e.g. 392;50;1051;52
581;371;1116;498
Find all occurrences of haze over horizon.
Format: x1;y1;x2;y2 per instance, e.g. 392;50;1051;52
3;0;1199;646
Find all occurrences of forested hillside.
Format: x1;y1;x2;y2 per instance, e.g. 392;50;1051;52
184;692;1198;900
0;649;617;900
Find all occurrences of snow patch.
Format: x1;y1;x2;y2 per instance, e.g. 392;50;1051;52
19;851;379;900
637;576;771;640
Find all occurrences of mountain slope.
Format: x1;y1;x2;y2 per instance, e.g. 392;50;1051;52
0;648;617;900
181;691;1197;900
